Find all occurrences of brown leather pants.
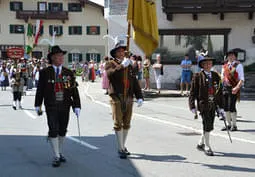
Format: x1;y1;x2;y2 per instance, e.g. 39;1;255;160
110;95;133;131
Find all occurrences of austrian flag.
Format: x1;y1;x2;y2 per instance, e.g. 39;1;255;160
34;19;43;46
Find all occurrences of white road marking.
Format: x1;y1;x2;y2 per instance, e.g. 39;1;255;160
23;103;100;150
24;110;37;119
84;87;255;145
67;136;99;150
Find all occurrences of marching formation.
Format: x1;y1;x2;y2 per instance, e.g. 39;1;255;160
0;44;245;167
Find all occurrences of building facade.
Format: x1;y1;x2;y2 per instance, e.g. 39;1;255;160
0;0;107;66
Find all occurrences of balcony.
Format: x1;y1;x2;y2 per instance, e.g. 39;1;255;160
16;10;69;23
162;0;255;21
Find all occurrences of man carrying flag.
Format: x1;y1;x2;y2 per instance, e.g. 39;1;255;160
105;0;159;159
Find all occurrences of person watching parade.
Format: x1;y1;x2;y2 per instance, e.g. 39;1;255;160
105;43;143;159
221;49;244;131
34;45;81;167
189;56;224;156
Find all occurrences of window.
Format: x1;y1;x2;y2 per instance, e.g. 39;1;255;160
10;1;23;11
86;53;100;63
32;25;44;36
68;3;82;12
87;26;100;35
69;26;82;35
49;25;63;36
10;25;24;34
156;29;231;64
68;53;82;63
38;2;47;12
48;3;63;12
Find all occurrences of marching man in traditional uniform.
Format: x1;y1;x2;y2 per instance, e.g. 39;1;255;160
221;49;244;131
105;43;143;159
189;56;224;156
34;45;81;167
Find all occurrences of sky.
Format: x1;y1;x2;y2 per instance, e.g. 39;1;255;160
90;0;104;6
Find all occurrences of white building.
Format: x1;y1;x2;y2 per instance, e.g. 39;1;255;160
105;0;255;89
0;0;107;65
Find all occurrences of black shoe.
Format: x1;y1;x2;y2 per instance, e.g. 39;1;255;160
59;154;66;163
196;144;205;151
12;106;16;110
124;148;131;155
204;149;214;156
118;150;127;159
52;157;61;167
221;125;231;131
231;126;238;131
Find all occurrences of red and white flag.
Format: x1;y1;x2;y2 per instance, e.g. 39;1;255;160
34;20;43;46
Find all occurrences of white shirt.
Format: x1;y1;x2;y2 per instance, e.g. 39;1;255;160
221;61;245;81
52;65;62;76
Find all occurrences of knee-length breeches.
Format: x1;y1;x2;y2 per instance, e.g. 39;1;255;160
46;108;70;137
201;106;216;132
110;95;133;131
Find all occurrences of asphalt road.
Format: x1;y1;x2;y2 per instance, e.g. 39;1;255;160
0;78;254;177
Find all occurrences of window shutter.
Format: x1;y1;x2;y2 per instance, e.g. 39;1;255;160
97;54;101;63
79;26;82;35
10;2;14;11
68;26;71;35
68;54;72;63
79;54;82;62
60;3;63;11
86;53;90;61
86;27;89;35
40;26;44;35
20;2;23;10
49;25;53;36
48;3;52;11
60;26;63;35
10;25;14;33
97;26;100;35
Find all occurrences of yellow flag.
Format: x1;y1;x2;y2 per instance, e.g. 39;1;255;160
127;0;159;56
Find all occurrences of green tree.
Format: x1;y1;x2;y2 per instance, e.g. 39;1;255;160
184;35;207;50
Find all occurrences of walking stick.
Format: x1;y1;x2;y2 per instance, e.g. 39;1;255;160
76;115;82;143
216;105;233;143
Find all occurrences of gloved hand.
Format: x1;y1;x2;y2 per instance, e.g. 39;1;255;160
35;106;43;116
191;108;197;114
217;108;225;116
121;58;131;68
73;108;81;118
137;98;143;107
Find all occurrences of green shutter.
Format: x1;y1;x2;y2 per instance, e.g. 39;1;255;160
60;26;63;35
60;3;63;11
48;3;52;11
40;26;44;35
10;25;14;33
20;2;23;10
68;27;71;35
97;54;101;63
79;54;82;62
97;26;100;35
86;27;89;35
86;53;90;61
49;25;53;35
79;26;82;35
68;54;72;63
10;2;14;11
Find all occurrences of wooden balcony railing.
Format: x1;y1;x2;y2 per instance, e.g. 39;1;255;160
162;0;255;20
16;10;69;23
